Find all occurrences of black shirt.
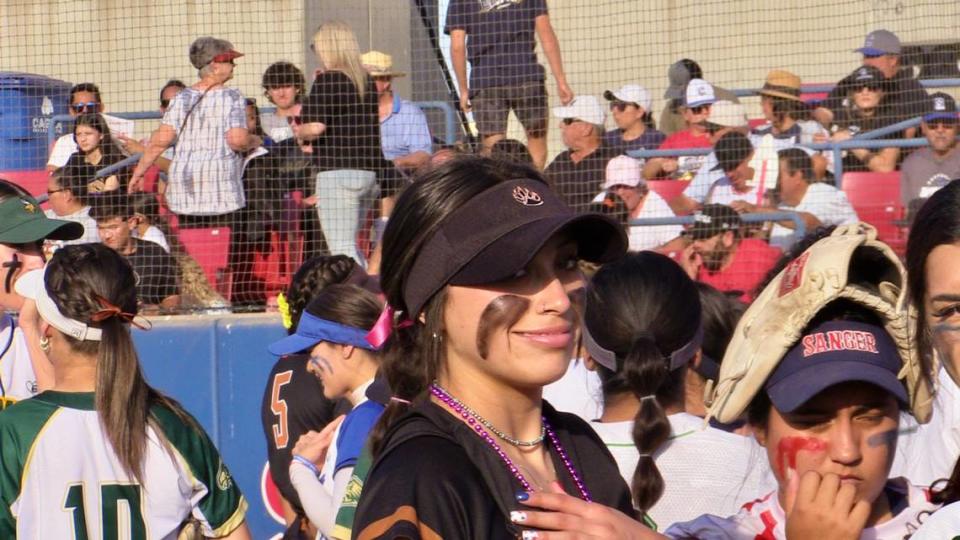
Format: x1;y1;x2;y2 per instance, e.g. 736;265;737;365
545;145;619;212
353;400;634;539
259;353;350;514
822;68;929;123
832;105;903;173
301;72;388;174
62;150;129;193
124;238;178;305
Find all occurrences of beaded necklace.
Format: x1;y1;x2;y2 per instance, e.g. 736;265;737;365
429;383;592;501
433;381;546;447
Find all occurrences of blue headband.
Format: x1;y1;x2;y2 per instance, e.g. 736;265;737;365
268;311;379;356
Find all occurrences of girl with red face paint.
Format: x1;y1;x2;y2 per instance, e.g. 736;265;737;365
661;302;939;540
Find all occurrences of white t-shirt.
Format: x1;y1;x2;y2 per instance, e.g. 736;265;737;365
912;500;960;539
0;316;37;404
665;478;938;539
628;191;683;251
590;412;776;530
891;368;960;487
705;177;765;207
133;225;171;253
543;360;603;423
46;114;130;168
44;207;100;246
769;182;860;250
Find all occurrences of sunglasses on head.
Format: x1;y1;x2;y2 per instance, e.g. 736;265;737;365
609;101;638;112
72;101;99;113
689;104;711;114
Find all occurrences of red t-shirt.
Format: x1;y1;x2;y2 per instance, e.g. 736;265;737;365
698;239;781;303
656;129;713;180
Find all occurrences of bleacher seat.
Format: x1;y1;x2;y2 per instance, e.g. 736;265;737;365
840;171;907;255
647;179;689;203
178;227;231;298
0;169;49;199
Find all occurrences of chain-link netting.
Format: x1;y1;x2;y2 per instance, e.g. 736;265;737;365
0;0;957;312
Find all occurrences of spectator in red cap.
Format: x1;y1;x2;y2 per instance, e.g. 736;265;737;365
131;37;262;229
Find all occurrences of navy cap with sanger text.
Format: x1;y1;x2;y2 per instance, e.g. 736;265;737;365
764;320;908;413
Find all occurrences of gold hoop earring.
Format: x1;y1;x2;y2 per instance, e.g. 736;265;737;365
39;336;51;353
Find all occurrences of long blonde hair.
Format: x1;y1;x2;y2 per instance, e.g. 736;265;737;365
312;21;367;96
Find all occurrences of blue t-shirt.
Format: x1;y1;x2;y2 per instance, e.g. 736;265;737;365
381;96;433;161
602;128;667;157
444;0;547;89
334;400;386;473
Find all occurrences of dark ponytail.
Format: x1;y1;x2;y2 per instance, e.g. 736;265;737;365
45;244;185;482
368;155;545;456
585;251;701;514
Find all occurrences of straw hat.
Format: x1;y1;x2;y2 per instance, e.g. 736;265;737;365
361;51;406;78
758;69;802;102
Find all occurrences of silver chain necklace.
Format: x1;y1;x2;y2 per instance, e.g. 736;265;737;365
432;381;545;447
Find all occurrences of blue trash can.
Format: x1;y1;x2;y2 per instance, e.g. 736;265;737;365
0;72;72;170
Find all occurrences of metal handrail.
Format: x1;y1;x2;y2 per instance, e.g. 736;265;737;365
730;78;960;98
630;211;806;240
47;100;458;151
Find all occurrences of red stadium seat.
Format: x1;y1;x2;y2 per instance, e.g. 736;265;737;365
647;179;688;203
0;169;49;199
840;171;907;255
178;227;231;298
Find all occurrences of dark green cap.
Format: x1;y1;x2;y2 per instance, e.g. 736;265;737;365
0;196;83;244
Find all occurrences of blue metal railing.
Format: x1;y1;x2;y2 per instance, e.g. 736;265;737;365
730;78;960;98
630;211;806;240
48;100;458;150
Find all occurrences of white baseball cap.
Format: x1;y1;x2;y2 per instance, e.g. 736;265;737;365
684;78;716;108
552;95;606;127
602;155;644;190
707;100;748;128
603;84;652;112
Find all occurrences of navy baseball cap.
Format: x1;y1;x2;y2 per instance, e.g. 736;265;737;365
764;320;908;413
924;92;958;123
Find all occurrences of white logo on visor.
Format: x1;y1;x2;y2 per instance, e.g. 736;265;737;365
512;186;543;206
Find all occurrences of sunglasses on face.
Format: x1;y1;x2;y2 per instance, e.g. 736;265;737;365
855;85;882;93
689;105;711;114
929;119;958;129
287;115;302;126
160;99;170;108
561;118;581;126
47;187;68;195
72;101;99;113
609;101;638;112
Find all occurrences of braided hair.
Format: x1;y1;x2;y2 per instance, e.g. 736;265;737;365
284;255;359;334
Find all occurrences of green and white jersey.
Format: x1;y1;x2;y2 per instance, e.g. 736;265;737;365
0;391;247;539
0;315;39;407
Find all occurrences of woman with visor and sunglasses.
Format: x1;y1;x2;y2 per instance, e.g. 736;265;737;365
348;155;637;538
582;252;774;531
0;179;84;408
828;65;901;174
0;244;251;538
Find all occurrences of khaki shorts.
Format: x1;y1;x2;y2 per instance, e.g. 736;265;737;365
470;81;548;138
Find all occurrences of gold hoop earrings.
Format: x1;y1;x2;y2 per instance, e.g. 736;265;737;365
39;336;51;353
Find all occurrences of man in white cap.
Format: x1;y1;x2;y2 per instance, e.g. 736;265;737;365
601;84;665;157
813;29;928;128
643;79;716;181
544;95;618;211
597;155;681;251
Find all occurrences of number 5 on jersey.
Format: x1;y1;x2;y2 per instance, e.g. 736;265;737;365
270;370;294;448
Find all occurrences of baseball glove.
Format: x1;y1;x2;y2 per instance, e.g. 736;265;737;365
707;223;936;424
